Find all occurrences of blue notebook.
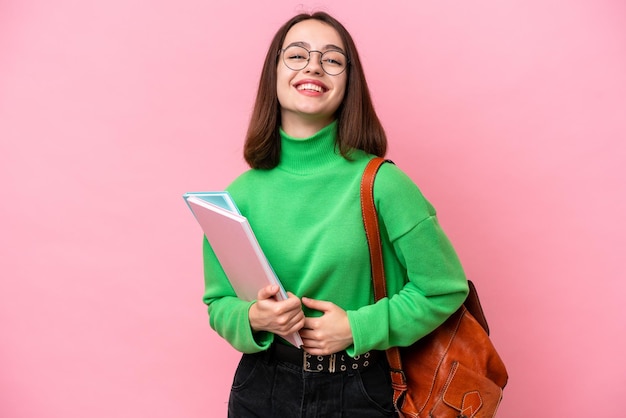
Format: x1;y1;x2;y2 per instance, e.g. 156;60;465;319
183;191;240;214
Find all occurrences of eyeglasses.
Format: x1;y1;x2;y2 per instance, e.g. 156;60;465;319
279;45;349;76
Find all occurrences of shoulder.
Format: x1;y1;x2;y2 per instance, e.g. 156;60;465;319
224;169;269;210
374;162;423;195
374;162;431;208
372;161;437;232
227;168;271;191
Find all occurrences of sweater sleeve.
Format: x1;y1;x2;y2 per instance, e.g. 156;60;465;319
202;236;274;353
346;163;469;356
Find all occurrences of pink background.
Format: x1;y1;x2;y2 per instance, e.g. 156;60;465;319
1;0;625;417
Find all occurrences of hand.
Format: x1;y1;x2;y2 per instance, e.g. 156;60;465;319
248;285;305;339
299;297;353;355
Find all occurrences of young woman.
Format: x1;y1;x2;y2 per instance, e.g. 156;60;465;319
202;11;469;417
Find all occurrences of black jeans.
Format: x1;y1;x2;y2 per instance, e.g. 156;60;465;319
228;349;397;417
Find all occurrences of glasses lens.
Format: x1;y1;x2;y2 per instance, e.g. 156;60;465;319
282;46;309;71
321;50;347;75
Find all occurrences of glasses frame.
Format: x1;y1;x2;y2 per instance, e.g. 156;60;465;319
279;45;350;76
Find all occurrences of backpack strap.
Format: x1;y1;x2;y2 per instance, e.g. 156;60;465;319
360;157;389;302
360;157;408;404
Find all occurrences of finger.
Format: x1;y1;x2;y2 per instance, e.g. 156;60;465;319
299;319;323;342
284;292;302;307
286;316;306;335
301;297;333;312
298;325;315;337
278;306;304;325
302;317;317;330
276;313;305;337
301;340;329;355
300;335;321;348
286;291;300;299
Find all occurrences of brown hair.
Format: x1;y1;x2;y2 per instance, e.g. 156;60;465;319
243;12;387;169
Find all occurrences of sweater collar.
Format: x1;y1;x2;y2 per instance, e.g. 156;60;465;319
277;121;343;174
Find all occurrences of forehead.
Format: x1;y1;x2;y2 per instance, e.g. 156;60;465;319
282;19;344;50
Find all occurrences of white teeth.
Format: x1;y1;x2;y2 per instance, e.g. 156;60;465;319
297;83;323;93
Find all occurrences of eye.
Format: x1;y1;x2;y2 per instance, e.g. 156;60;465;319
322;51;345;67
284;46;309;61
323;58;342;66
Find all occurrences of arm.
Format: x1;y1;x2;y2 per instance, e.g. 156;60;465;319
346;164;469;356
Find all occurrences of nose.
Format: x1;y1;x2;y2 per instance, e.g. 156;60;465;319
304;51;323;74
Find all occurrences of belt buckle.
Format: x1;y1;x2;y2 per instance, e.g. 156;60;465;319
303;352;337;373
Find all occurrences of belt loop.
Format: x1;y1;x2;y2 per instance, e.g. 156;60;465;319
329;353;336;373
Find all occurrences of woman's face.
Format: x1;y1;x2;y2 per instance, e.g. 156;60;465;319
276;19;348;135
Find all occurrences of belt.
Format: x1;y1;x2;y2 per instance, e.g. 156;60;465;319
271;343;381;373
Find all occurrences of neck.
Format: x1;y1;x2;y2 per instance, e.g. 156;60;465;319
280;112;336;139
278;120;341;174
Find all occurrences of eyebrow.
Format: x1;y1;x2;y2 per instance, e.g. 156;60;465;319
286;41;346;53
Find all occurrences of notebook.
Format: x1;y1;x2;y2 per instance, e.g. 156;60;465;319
183;192;303;348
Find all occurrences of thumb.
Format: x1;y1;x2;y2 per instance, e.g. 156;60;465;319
257;285;280;301
301;297;332;312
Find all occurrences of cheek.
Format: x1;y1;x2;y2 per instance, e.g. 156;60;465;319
276;82;287;107
334;78;348;102
276;68;291;106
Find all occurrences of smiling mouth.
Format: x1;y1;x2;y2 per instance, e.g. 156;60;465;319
296;83;326;93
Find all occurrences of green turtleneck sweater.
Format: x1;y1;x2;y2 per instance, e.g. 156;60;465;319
202;122;468;356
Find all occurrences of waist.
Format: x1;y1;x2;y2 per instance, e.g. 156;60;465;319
269;342;382;373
